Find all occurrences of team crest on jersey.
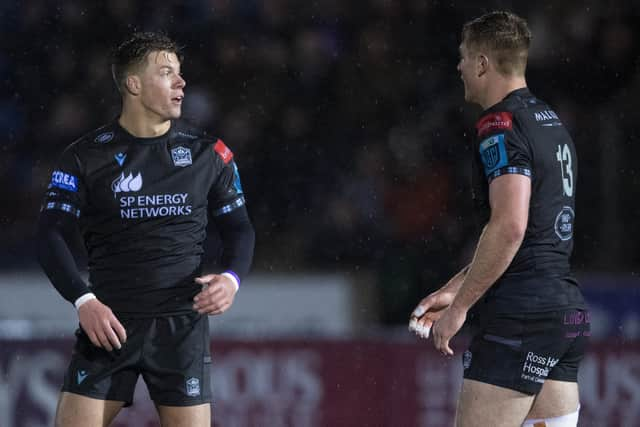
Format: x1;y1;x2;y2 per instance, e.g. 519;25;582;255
186;377;200;397
171;146;192;167
479;133;508;176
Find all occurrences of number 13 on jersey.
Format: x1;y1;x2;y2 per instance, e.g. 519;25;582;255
556;144;573;197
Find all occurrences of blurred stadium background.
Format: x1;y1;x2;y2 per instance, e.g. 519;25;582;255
1;1;639;426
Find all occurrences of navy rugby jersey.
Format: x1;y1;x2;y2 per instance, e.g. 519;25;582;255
42;119;247;316
472;88;585;313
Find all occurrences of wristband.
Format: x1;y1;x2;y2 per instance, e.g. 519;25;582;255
221;271;240;292
74;292;96;309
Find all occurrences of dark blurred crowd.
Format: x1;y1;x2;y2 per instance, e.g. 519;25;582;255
1;0;639;322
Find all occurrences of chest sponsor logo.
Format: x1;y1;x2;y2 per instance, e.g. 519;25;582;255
119;193;192;219
171;146;192;167
112;172;194;219
94;132;114;144
49;170;78;192
476;111;513;137
479;134;508;176
111;172;143;195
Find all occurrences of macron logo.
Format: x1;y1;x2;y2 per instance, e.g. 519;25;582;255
112;172;143;196
77;370;88;385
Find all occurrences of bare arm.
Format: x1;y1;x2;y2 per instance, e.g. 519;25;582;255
431;173;531;354
411;263;469;319
450;174;531;311
443;264;471;294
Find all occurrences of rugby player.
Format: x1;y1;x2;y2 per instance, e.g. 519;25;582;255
409;12;589;427
36;32;255;427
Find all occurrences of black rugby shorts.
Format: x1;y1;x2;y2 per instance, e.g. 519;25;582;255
462;309;590;395
61;312;212;406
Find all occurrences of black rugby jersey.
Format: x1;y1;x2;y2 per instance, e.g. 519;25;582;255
42;119;248;316
472;88;585;313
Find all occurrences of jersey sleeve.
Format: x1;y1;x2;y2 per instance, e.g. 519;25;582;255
41;144;87;218
476;111;532;183
38;143;91;304
208;139;246;217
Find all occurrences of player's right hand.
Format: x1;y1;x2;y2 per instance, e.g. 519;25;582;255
409;288;457;339
78;299;127;351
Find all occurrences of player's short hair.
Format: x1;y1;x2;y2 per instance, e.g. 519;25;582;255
461;11;531;76
111;32;183;93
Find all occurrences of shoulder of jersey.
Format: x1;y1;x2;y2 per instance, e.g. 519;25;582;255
173;120;235;164
211;137;234;164
67;123;118;152
173;119;208;143
476;108;516;139
475;93;542;139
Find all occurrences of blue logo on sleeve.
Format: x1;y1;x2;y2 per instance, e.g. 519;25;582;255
479;134;508;176
232;162;244;194
50;170;79;192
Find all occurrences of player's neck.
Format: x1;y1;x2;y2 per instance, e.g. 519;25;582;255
118;104;171;138
480;76;527;110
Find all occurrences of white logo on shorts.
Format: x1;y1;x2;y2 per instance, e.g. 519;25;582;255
186;377;200;397
463;350;472;370
521;351;555;383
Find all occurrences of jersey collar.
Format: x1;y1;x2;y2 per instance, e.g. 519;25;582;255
115;120;175;145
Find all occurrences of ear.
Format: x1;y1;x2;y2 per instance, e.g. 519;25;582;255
477;54;489;77
124;75;142;96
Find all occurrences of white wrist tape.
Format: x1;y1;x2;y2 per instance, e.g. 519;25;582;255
221;272;239;293
74;293;96;309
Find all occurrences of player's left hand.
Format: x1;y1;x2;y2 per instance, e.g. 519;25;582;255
193;274;237;315
432;305;467;356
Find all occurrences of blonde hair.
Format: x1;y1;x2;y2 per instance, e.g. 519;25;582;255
462;11;532;76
